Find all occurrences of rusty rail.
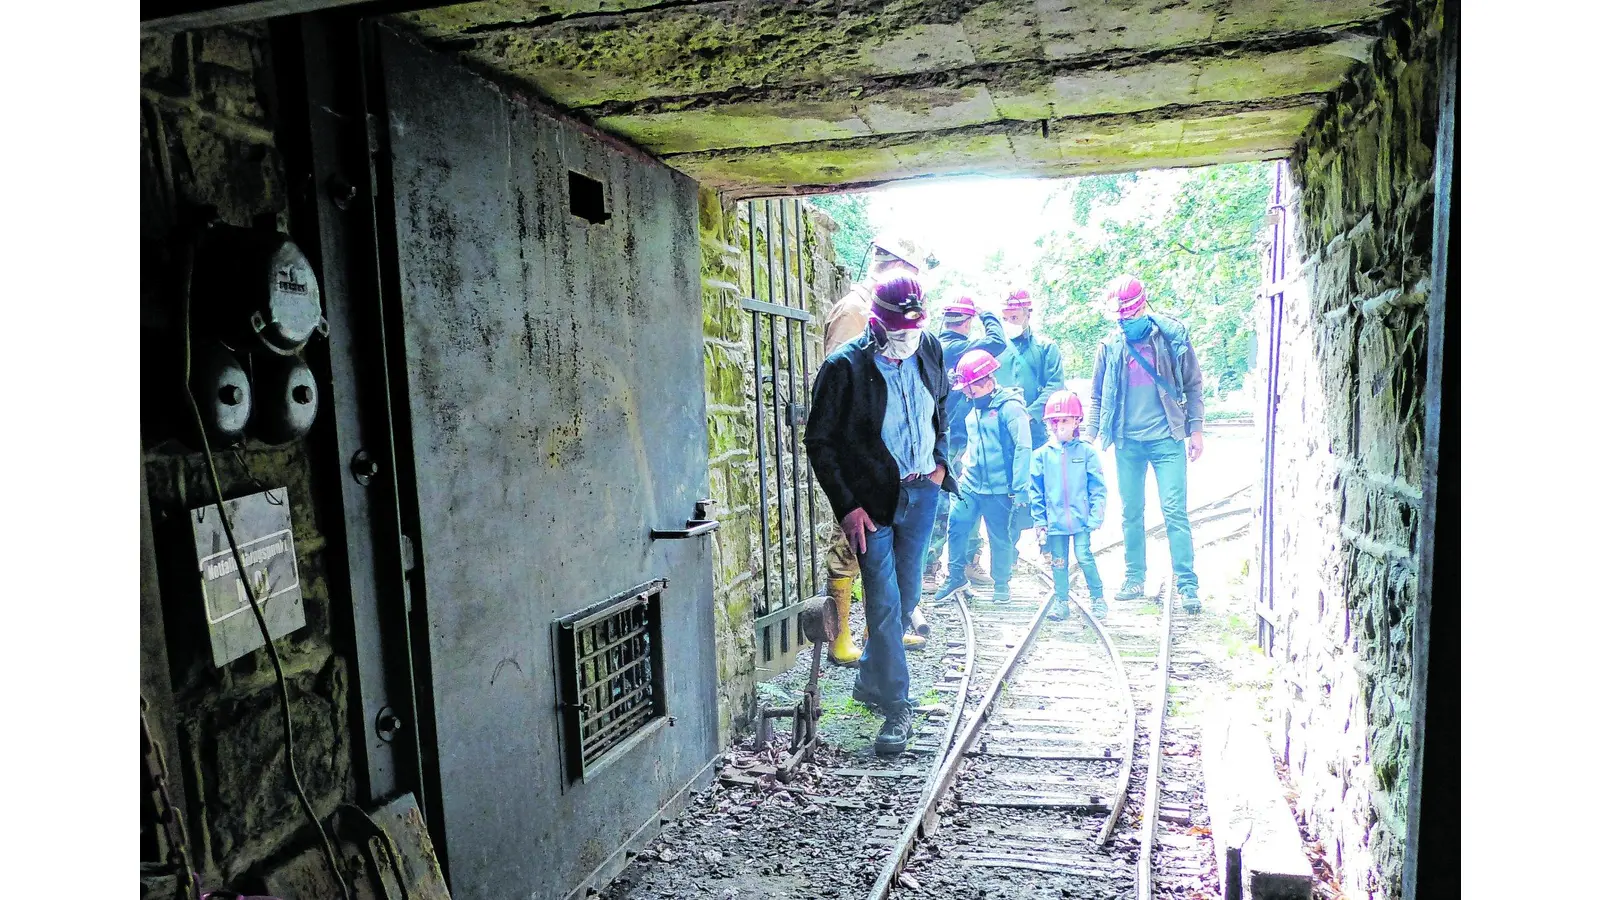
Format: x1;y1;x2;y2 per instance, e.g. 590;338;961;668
1137;585;1174;900
866;589;1054;899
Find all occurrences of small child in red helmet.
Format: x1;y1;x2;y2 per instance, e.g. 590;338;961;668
1030;390;1108;620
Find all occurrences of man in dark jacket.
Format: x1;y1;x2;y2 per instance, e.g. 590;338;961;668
806;272;957;756
1084;275;1207;613
994;288;1065;573
922;296;1008;587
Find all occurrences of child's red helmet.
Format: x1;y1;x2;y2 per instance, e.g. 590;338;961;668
952;349;1000;390
1043;390;1084;421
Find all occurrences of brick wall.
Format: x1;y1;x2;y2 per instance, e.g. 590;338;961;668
1257;2;1441;897
140;24;353;887
699;191;845;744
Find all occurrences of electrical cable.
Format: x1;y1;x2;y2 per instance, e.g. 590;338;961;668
179;236;353;900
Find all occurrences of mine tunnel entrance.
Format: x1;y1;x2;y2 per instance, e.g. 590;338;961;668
139;3;1456;900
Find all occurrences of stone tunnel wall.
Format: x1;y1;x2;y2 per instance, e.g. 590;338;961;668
700;192;845;745
140;23;354;888
1256;2;1440;897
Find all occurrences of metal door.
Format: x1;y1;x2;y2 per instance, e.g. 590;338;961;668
371;25;717;899
741;199;825;674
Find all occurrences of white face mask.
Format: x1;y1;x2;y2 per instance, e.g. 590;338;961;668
1003;321;1026;340
882;327;922;360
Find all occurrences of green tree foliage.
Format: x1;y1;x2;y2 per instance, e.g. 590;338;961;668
1031;163;1271;398
807;193;873;280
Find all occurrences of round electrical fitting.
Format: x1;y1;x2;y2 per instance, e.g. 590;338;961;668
250;239;327;356
188;341;252;447
194;226;328;357
250;356;319;445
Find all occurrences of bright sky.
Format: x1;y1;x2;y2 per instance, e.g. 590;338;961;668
865;175;1062;275
862;171;1190;307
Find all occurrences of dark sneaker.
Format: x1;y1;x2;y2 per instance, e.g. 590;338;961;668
1114;579;1145;601
1091;596;1108;620
874;707;913;756
932;577;970;604
1180;586;1201;614
852;681;883;711
1046;599;1072;621
992;584;1011;604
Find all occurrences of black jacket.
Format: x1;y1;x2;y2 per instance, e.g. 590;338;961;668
805;331;958;527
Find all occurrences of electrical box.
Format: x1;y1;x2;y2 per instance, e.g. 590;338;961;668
190;488;305;667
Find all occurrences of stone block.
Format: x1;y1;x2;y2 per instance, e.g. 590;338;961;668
182;655;351;879
162;107;283;227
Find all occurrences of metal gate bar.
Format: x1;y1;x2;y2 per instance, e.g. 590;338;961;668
1258;160;1288;654
741;198;823;672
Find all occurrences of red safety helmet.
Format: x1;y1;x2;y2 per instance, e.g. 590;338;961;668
951;349;1000;390
1043;390;1084;421
1107;275;1147;319
943;296;978;319
1003;289;1033;311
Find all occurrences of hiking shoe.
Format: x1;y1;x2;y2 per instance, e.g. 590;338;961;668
921;563;944;591
965;563;994;588
992;584;1011;604
1180;586;1202;614
932;577;970;604
874;707;913;756
1114;579;1145;601
852;681;883;711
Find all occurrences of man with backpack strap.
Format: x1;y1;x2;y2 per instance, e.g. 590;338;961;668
1084;275;1207;613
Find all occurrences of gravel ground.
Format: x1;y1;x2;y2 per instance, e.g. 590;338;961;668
603;431;1291;900
599;592;968;900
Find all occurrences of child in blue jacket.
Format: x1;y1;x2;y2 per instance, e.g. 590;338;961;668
932;349;1033;605
1030;390;1108;620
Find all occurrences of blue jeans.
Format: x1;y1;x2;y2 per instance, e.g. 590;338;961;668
1115;437;1197;592
1046;532;1103;601
947;493;1017;589
922;454;965;574
856;479;941;710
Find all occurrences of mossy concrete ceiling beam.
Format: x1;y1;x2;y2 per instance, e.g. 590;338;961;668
391;0;1395;190
663;100;1321;197
399;0;1391;106
588;34;1374;153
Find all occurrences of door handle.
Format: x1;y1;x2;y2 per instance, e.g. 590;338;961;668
650;520;719;540
651;499;719;540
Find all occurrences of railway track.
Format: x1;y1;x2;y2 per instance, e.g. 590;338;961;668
865;488;1256;900
597;486;1258;900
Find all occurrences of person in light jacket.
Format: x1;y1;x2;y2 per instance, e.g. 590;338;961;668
1030;390;1108;621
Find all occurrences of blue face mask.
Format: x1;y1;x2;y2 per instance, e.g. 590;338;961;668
1120;315;1154;343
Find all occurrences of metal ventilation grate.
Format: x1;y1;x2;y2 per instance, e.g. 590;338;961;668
556;579;668;779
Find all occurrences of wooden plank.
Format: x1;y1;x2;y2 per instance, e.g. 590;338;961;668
1204;698;1312;900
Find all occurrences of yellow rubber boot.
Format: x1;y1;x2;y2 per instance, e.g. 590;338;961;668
827;578;863;667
